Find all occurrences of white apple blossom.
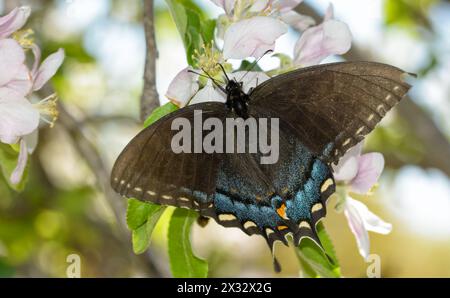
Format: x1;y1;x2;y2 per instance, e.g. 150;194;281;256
0;7;65;185
167;70;270;106
165;67;199;107
213;0;314;59
293;4;352;67
333;142;392;260
223;16;288;59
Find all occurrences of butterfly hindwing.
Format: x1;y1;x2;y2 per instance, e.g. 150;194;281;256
111;102;227;209
201;111;335;248
250;61;413;164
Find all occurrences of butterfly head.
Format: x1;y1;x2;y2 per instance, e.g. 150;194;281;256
225;79;243;93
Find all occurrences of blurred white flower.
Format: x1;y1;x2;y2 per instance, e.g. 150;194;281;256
333;141;391;260
293;4;352;67
0;7;65;185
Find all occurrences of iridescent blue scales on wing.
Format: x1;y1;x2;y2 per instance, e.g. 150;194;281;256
201;147;335;253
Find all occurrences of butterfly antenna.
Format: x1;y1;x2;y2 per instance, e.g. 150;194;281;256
187;69;225;85
201;68;227;93
239;49;273;82
216;63;230;83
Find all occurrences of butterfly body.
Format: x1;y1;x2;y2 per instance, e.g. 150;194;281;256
225;79;250;118
111;62;413;267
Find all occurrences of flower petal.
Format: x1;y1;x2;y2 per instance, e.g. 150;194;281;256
0;39;26;86
189;80;226;105
249;0;270;12
0;89;39;144
272;0;303;13
351;152;385;194
210;0;236;15
30;43;42;76
348;197;392;235
332;142;363;181
228;71;270;93
3;63;32;96
32;48;65;91
344;197;370;260
166;67;199;108
324;3;335;21
293;19;352;67
10;138;28;185
333;156;358;182
24;129;39;154
281;11;315;31
0;6;31;38
223;16;287;59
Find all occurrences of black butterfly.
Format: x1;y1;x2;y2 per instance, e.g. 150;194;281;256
111;61;413;271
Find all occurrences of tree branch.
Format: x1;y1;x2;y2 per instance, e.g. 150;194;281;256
140;0;160;122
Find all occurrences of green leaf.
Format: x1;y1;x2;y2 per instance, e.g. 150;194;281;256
297;252;319;278
272;53;293;70
143;102;179;128
296;222;341;278
126;198;166;254
166;0;216;66
0;143;28;192
127;198;161;229
316;222;340;268
0;258;15;277
168;208;208;277
201;19;216;45
237;60;263;72
384;0;434;31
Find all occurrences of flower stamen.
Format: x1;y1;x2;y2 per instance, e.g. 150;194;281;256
12;28;35;48
192;43;223;77
33;94;59;127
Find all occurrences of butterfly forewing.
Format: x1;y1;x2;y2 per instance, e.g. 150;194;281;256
250;61;413;164
110;102;227;209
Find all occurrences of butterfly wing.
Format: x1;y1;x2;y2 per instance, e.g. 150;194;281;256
201;113;334;253
250;61;414;164
111;102;227;209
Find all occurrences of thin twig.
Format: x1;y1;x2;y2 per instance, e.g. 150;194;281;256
140;0;160;122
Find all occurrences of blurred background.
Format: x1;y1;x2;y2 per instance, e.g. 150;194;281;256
0;0;449;277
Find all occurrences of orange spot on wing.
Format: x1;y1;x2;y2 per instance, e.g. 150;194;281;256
276;203;287;219
277;225;288;231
